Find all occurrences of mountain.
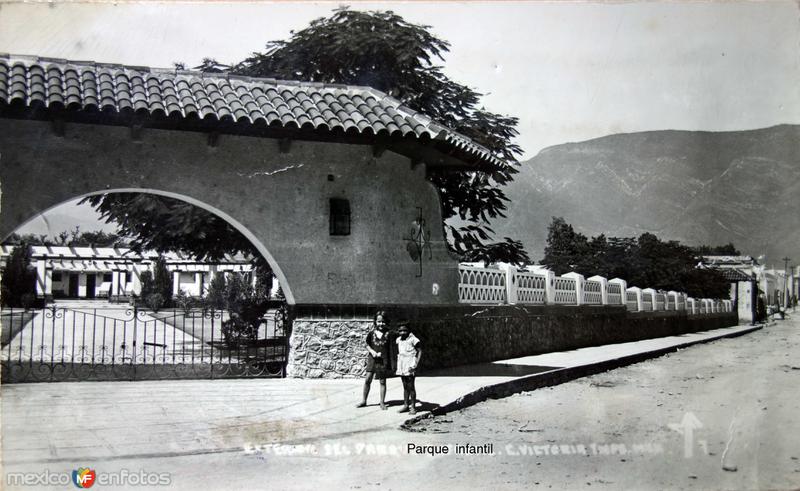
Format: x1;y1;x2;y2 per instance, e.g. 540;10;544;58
495;124;800;266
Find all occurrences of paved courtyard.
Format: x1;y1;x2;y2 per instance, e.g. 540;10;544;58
2;303;284;369
3;307;207;364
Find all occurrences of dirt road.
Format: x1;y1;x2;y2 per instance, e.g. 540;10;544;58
406;318;800;490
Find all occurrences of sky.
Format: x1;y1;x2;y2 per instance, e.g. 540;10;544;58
3;0;799;237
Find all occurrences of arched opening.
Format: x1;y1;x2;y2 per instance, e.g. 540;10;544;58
1;189;293;382
4;187;295;305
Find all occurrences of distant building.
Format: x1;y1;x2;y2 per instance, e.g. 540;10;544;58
701;255;758;323
701;254;800;319
794;266;800;306
766;268;795;309
0;246;252;301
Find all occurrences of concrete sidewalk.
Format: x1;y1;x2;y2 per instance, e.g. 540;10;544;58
1;323;759;466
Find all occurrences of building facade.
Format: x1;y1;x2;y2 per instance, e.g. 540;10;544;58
701;255;758;322
702;255;799;320
0;245;252;301
0;54;505;307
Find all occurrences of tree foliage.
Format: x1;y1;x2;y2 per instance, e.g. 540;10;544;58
139;270;155;298
218;273;271;346
84;7;528;264
80;194;252;262
232;7;527;263
204;273;228;311
1;240;37;307
691;243;741;256
541;217;731;298
3;227;127;248
152;256;173;307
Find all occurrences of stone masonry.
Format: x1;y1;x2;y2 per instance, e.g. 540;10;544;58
285;305;739;378
286;318;374;378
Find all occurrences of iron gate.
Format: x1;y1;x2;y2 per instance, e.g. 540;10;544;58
1;304;289;382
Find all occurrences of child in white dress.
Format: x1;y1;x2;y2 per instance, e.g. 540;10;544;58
395;324;422;414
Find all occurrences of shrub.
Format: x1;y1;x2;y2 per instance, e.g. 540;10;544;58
140;271;155;298
222;314;259;348
174;289;195;316
152;256;173;308
20;293;36;310
218;272;270;347
203;273;227;312
145;293;165;312
1;241;37;307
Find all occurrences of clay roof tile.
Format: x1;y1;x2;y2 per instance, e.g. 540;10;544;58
0;54;500;168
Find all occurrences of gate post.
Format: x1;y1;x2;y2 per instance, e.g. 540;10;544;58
498;263;517;305
628;286;643;311
562;272;585;306
609;278;628;306
588;275;609;304
541;269;557;305
131;304;137;381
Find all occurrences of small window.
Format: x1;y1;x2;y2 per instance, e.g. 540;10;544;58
103;273;113;282
329;198;351;236
52;272;62;282
125;272;131;283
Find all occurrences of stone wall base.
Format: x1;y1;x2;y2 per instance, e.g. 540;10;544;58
285;305;739;378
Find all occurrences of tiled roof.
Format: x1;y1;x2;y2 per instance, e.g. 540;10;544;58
1;245;249;263
0;54;501;168
720;269;753;282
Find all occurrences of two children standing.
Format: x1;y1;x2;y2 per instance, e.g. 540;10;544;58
357;311;422;414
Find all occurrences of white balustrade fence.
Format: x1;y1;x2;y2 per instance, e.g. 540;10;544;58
608;282;624;305
553;276;578;305
654;292;666;311
514;270;547;304
458;265;507;304
642;291;654;311
456;264;734;315
625;290;639;311
583;280;603;305
673;292;685;311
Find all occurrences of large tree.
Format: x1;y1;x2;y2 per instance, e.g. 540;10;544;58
540;217;590;275
81;194;253;263
541;217;730;298
87;7;529;265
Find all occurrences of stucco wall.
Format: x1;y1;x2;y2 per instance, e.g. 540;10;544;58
0;119;458;305
285;305;739;378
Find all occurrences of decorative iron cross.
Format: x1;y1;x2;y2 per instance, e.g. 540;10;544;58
404;207;432;277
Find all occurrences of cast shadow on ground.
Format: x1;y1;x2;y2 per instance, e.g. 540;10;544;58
382;399;438;412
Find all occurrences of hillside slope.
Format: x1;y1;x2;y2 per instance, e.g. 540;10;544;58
496;125;800;264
